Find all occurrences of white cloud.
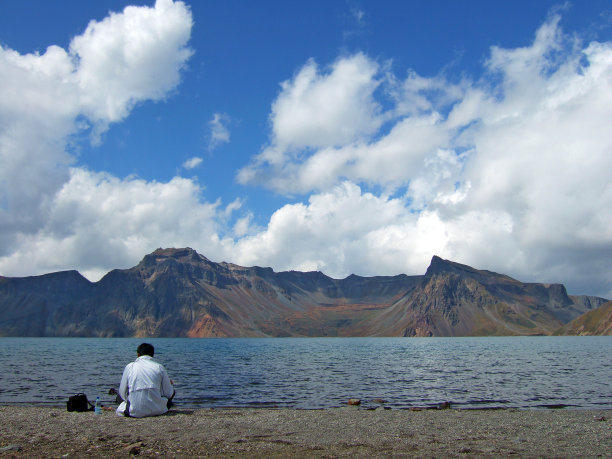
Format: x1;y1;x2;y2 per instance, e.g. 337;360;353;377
232;182;435;277
208;113;231;149
227;182;516;282
0;44;78;250
238;53;383;183
238;54;462;194
233;213;254;237
271;53;382;149
2;168;225;280
236;14;612;297
183;157;203;169
71;0;193;125
0;0;197;277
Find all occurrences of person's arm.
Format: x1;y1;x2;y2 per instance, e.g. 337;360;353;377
119;363;132;401
160;367;174;399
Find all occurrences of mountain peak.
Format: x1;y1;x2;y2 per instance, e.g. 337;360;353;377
425;255;475;277
139;247;209;268
425;255;515;283
151;247;200;258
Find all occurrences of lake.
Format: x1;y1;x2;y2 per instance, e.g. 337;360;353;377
0;336;610;410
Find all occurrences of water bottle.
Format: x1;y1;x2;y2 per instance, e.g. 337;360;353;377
94;396;102;415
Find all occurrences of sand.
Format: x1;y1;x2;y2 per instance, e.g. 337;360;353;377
0;405;610;458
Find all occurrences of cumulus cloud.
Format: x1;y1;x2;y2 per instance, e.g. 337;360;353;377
71;0;193;126
0;0;206;278
231;182;449;277
3;168;226;280
238;53;383;185
238;54;467;194
0;44;78;251
228;181;516;282
271;53;382;149
208;113;231;149
236;14;612;297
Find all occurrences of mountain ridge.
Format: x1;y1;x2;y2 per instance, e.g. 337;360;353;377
0;248;608;337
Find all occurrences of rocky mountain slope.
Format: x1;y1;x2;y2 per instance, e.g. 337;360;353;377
0;248;608;337
554;301;612;336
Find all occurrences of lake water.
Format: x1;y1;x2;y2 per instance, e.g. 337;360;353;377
0;337;610;410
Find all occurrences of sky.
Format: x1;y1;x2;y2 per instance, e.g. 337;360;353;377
1;0;612;298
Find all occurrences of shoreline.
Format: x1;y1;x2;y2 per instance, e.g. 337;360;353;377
1;406;610;457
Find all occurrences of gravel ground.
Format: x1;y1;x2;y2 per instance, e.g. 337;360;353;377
0;406;610;458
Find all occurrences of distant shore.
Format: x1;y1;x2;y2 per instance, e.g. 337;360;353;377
1;406;610;457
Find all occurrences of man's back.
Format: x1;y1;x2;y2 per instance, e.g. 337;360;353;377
117;354;174;417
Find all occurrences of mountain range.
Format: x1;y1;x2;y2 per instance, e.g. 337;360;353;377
0;247;609;337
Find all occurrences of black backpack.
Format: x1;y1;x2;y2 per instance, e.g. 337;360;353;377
66;393;94;412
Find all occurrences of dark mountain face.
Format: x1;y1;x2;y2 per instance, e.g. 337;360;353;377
0;248;608;337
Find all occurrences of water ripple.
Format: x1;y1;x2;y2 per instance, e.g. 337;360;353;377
0;336;611;409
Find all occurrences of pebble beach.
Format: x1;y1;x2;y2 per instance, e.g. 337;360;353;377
0;406;610;458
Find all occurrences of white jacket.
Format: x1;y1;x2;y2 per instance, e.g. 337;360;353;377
116;355;174;417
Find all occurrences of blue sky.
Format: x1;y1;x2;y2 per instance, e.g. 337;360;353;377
1;0;612;298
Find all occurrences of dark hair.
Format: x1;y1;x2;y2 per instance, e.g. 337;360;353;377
137;343;154;357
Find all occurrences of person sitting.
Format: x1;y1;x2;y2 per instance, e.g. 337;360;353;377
116;343;175;417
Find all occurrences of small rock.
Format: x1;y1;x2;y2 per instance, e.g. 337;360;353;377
595;416;607;422
437;401;451;410
409;407;422;411
124;441;143;456
373;398;387;404
348;399;361;406
0;445;22;452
